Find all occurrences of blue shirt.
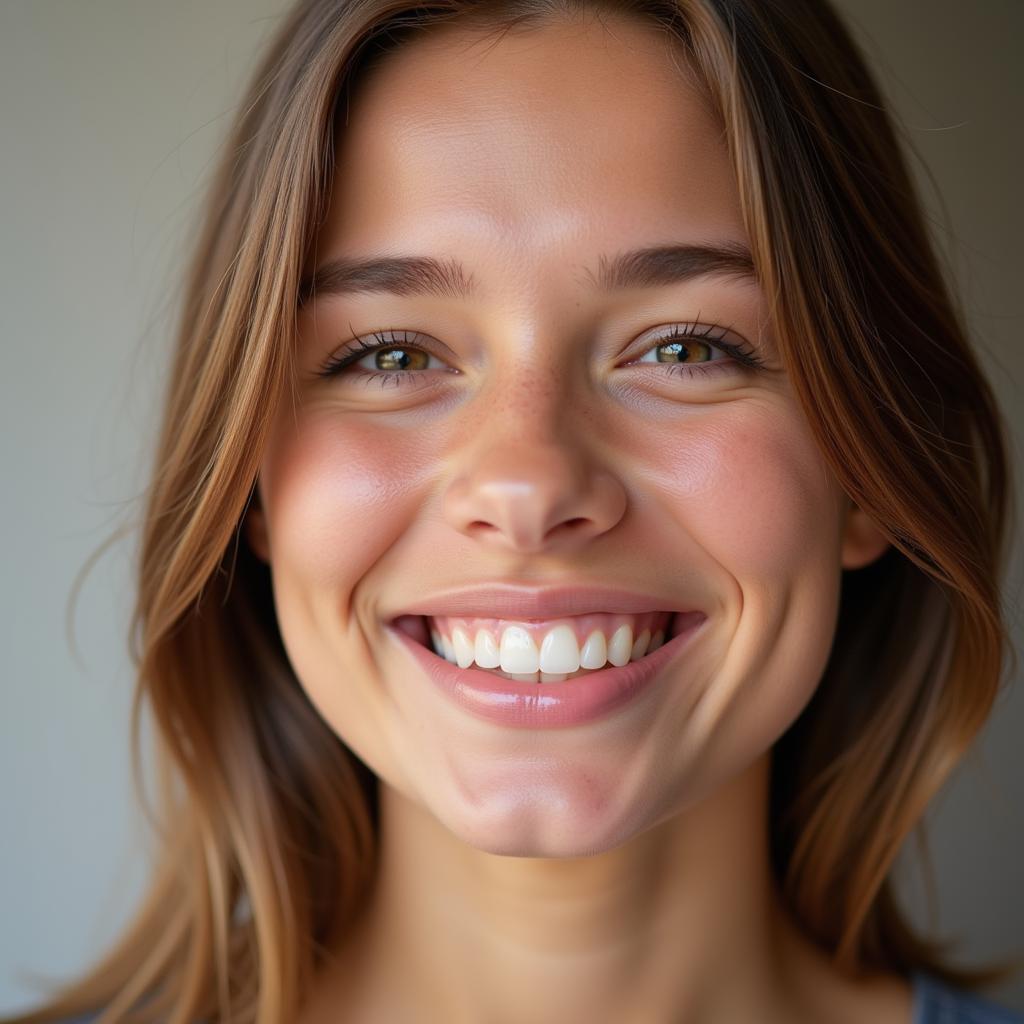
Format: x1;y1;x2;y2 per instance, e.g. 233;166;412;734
54;970;1024;1022
912;970;1024;1023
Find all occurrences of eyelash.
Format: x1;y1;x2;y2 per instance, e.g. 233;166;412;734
315;321;766;388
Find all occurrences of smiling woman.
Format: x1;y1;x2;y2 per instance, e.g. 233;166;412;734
6;1;1022;1023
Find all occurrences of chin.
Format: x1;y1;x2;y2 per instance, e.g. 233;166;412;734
434;783;649;859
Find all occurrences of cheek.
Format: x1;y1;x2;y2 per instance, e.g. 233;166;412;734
663;403;844;747
645;401;843;716
260;415;432;596
619;402;845;810
648;403;838;582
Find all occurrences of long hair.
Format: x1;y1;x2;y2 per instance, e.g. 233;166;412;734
7;0;1018;1021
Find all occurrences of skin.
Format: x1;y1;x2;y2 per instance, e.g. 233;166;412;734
244;12;914;1024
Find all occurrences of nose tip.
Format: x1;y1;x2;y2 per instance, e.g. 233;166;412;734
442;443;626;554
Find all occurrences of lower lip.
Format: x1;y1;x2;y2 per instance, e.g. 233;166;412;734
386;612;707;730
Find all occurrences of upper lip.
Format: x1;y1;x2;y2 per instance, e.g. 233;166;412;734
386;583;702;621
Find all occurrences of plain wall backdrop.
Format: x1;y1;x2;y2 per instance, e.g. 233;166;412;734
1;0;1021;1015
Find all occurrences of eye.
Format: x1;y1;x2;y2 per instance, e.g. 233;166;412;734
315;329;452;389
624;322;765;380
314;320;767;390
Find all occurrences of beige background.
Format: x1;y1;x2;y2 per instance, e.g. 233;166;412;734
1;0;1021;1015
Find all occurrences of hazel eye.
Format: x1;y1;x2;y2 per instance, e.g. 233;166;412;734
315;329;453;389
315;321;767;391
635;338;722;365
623;323;765;381
355;346;434;373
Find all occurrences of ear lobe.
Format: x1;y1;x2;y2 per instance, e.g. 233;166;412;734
840;497;891;570
243;485;271;564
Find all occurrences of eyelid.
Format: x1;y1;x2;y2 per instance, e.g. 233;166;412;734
316;326;441;377
316;319;766;379
626;320;764;367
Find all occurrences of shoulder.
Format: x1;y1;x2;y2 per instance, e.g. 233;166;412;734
51;1014;212;1023
46;1005;214;1024
913;971;1024;1024
53;1018;209;1023
52;1016;209;1023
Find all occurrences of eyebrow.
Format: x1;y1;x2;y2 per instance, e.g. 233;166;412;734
297;241;756;307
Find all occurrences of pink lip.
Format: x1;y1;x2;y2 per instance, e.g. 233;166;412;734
386;610;707;729
386;582;702;621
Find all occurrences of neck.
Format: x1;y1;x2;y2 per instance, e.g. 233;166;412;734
315;752;838;1023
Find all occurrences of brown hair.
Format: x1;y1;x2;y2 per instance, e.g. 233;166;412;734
7;0;1019;1021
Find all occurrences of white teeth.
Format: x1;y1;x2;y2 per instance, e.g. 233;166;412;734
607;624;633;667
579;630;607;669
427;615;672;680
538;624;581;674
473;628;501;669
451;627;475;669
630;628;651;662
499;626;539;674
441;633;456;663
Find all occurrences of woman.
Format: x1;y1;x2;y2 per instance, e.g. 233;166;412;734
7;0;1022;1021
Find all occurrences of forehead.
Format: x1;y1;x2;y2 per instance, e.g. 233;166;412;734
319;14;745;284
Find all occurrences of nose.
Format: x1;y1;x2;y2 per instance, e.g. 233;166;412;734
441;431;627;555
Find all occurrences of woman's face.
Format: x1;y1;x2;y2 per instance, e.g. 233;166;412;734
247;15;887;855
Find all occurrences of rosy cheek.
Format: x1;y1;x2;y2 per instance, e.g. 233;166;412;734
261;414;441;592
262;405;458;598
647;404;837;581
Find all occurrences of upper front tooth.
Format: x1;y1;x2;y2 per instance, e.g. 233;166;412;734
499;626;539;673
428;614;671;672
538;625;581;673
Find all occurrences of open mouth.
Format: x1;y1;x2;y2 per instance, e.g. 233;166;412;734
390;610;703;684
